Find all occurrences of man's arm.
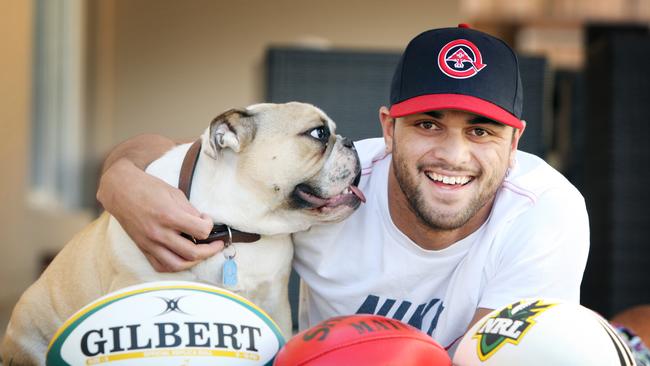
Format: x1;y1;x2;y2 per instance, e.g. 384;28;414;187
455;185;590;350
99;133;180;173
468;308;492;329
97;134;223;272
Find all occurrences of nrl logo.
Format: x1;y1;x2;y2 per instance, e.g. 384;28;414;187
473;299;556;361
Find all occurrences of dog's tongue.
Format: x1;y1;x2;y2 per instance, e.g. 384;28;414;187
323;185;366;208
349;185;366;203
298;185;366;209
297;191;329;207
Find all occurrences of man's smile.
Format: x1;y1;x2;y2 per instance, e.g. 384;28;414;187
421;167;477;195
424;171;473;186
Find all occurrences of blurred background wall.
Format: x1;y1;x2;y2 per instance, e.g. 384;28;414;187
1;0;649;341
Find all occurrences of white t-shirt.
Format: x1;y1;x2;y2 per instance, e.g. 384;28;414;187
292;138;590;351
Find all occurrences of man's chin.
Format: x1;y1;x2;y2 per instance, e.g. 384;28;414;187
413;201;477;231
421;215;470;231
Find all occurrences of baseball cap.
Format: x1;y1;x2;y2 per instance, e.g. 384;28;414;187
389;24;524;129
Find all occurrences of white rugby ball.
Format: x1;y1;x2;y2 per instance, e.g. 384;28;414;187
46;281;286;366
453;299;636;366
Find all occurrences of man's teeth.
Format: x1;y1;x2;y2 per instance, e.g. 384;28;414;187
425;172;471;185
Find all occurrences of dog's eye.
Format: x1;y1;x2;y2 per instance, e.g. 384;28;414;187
309;126;330;142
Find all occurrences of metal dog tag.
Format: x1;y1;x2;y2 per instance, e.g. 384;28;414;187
222;256;238;287
221;226;237;287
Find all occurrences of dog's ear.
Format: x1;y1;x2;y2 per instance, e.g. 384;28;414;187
206;108;256;157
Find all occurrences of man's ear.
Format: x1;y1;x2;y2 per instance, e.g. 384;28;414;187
511;120;526;152
205;108;256;158
379;106;395;153
509;120;526;168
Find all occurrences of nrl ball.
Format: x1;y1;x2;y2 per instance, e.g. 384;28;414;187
453;299;636;366
273;314;451;365
46;281;285;366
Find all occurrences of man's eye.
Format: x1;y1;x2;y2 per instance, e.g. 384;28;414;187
471;128;488;137
419;121;435;129
309;127;330;141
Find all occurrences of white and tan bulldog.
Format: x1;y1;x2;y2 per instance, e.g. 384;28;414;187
1;102;365;365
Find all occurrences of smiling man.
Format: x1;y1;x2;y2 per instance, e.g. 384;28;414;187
96;25;590;355
291;25;588;353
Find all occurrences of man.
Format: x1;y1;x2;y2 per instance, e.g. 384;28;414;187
97;25;589;352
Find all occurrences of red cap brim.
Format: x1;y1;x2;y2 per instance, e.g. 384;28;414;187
389;94;523;129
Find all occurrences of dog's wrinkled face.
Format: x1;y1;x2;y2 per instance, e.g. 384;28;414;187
203;102;364;233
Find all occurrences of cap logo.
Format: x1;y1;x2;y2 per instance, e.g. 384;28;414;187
437;39;487;79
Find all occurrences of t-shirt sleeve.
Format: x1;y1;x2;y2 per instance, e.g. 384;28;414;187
353;138;389;170
478;187;590;310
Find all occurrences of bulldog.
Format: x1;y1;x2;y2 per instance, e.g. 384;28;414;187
1;102;365;365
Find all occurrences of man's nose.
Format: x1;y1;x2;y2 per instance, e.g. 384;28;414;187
433;132;470;165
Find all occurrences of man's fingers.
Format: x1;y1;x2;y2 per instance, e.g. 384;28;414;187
144;243;200;272
146;253;171;273
172;188;202;216
198;239;225;256
145;238;224;273
164;210;213;240
163;231;224;262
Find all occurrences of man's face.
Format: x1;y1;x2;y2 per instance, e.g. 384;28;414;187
380;108;523;231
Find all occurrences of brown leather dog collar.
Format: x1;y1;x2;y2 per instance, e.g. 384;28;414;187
178;139;261;244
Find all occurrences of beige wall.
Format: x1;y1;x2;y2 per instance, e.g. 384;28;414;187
0;0;461;340
0;0;95;338
107;0;461;142
0;0;32;328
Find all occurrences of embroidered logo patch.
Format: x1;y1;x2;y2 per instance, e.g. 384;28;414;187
472;299;556;361
437;39;486;79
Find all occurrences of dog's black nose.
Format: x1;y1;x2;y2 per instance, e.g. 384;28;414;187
342;137;355;150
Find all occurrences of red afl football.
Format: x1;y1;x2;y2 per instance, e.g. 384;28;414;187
273;315;451;365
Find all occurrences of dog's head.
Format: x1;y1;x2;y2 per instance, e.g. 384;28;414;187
199;102;364;234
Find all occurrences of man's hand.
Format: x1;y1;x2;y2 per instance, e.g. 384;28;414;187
97;158;224;272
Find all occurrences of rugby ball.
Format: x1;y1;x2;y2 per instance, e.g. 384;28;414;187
46;281;286;366
273;314;451;365
453;299;636;366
